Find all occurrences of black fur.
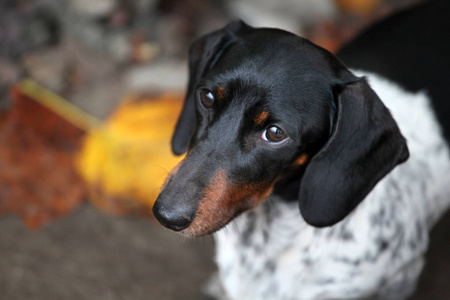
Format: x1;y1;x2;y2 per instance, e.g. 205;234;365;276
337;0;450;142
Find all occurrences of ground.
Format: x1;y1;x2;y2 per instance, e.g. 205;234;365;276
0;205;215;300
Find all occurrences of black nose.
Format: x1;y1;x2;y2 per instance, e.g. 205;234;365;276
152;199;194;232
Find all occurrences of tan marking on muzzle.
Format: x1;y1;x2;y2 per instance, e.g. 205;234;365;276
181;169;228;237
181;169;274;237
293;154;309;166
216;85;225;100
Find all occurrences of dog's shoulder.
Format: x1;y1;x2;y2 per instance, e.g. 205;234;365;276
337;0;450;143
337;0;450;92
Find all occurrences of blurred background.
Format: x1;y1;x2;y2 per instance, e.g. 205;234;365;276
1;0;449;299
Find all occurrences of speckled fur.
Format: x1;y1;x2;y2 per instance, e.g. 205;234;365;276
212;72;450;300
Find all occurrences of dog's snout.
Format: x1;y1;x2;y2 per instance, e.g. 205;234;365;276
152;198;194;232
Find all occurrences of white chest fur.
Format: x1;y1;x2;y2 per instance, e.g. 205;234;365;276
214;72;450;300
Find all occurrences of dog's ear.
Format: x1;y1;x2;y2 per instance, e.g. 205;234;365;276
171;21;250;155
299;79;409;227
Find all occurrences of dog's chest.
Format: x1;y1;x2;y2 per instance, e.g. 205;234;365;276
215;196;426;300
214;73;450;300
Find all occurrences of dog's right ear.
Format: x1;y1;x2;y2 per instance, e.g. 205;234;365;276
171;21;250;155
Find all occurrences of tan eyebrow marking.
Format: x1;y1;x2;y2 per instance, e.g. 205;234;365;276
216;85;225;100
254;111;270;126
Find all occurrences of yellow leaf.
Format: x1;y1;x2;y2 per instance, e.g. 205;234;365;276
75;93;185;215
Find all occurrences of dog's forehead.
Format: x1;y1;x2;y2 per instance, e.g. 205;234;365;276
227;29;340;76
206;30;346;101
207;44;335;109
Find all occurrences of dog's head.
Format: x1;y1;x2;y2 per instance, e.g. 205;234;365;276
153;21;409;237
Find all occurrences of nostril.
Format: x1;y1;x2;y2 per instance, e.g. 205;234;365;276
152;200;193;232
165;218;191;232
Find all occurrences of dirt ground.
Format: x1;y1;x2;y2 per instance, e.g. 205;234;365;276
0;204;216;300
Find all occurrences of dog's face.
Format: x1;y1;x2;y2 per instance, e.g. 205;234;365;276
153;21;409;237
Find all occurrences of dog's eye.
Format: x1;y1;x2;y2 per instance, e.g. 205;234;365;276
262;126;287;143
200;89;214;108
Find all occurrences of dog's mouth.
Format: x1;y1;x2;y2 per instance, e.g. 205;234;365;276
154;167;275;237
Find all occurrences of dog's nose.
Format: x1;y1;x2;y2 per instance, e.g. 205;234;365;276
152;200;194;231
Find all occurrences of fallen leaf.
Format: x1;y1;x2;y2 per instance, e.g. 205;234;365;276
0;86;86;229
76;93;184;216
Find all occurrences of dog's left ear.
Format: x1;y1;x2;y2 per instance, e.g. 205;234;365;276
299;79;409;227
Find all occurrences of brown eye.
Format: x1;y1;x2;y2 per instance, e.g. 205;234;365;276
262;126;287;143
200;89;214;108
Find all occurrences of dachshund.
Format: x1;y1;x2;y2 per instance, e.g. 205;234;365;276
153;1;450;299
